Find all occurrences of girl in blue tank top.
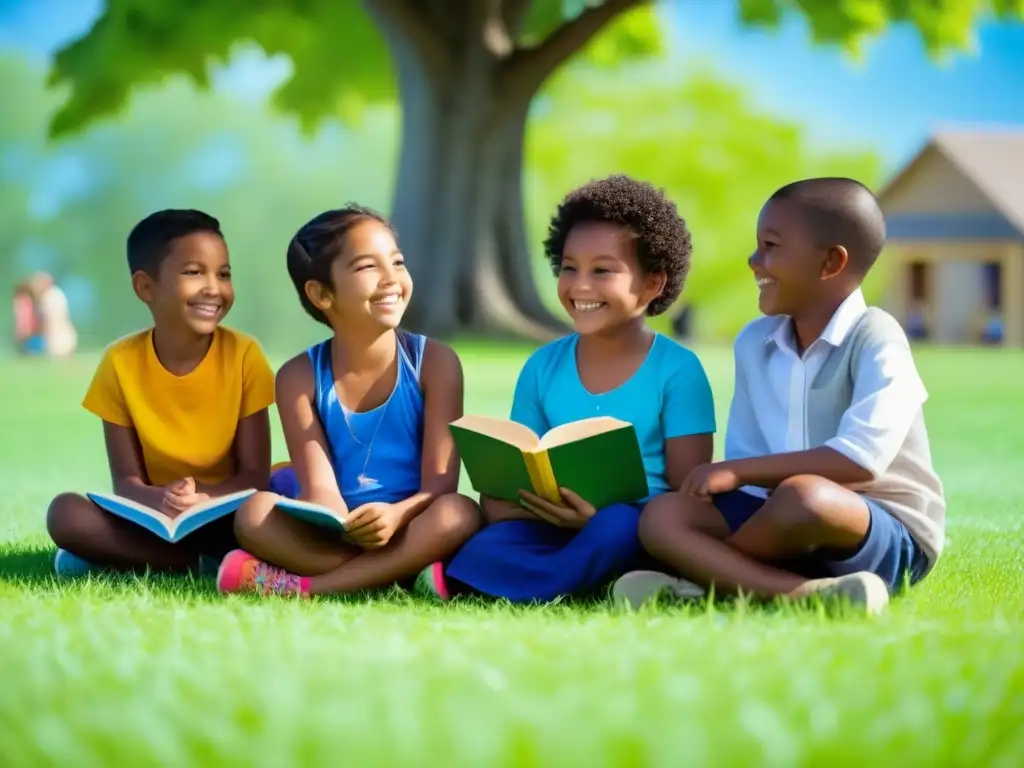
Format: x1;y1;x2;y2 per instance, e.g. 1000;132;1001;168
217;205;480;598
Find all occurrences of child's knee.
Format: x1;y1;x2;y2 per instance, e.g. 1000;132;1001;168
427;493;483;542
766;475;851;537
46;492;97;548
233;492;278;543
638;493;686;546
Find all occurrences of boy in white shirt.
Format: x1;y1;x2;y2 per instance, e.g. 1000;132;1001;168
615;177;945;616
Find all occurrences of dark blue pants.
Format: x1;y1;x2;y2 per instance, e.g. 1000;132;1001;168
445;503;643;603
714;490;930;592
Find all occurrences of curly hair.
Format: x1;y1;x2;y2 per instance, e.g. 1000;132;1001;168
542;174;692;317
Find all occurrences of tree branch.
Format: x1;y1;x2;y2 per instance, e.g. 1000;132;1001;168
500;0;533;39
362;0;451;82
500;0;645;100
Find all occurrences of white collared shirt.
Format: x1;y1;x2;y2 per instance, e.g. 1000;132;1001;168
726;289;928;498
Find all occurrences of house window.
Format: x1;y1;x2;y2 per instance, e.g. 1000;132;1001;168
983;262;1001;311
981;262;1003;344
909;261;929;300
907;261;929;340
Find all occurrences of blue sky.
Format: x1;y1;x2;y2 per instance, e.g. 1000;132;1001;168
2;0;1023;171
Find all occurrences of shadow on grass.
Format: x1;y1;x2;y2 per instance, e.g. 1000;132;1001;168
0;542;224;598
0;543;56;586
0;545;885;619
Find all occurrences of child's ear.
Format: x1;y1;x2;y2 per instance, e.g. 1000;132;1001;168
303;280;333;312
131;271;155;303
644;270;668;302
821;246;849;280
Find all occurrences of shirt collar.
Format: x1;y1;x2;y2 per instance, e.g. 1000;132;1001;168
764;289;867;353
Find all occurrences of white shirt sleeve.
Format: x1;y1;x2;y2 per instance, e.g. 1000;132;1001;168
825;336;928;477
724;335;768;461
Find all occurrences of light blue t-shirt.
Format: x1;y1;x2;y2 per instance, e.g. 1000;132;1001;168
509;332;716;502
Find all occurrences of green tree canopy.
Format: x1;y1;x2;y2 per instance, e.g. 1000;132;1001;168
45;0;1024;338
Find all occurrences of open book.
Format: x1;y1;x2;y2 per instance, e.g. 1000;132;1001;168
449;415;649;510
86;489;256;543
273;497;349;533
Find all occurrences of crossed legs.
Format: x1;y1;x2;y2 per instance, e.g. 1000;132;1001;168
637;476;882;599
231;491;482;595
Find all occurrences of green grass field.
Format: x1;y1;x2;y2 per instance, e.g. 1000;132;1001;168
1;343;1022;766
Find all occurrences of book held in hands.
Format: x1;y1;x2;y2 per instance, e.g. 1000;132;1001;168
272;497;349;533
449;415;649;510
86;489;256;543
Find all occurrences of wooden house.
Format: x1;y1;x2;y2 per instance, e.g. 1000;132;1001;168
876;129;1024;347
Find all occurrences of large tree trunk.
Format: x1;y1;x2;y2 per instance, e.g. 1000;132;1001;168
366;0;640;339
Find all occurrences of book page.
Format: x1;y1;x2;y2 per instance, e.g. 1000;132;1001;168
450;415;541;451
87;492;173;525
539;417;631;449
166;489;256;534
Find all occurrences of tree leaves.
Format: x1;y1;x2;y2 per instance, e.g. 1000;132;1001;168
48;0;392;138
737;0;1021;59
47;0;1023;139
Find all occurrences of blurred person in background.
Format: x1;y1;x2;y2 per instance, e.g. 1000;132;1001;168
29;271;78;358
12;280;44;355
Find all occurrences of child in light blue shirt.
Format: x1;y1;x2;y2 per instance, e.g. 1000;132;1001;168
510;332;715;502
443;175;716;603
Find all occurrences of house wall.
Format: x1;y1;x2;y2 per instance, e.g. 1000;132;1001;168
881;147;1002;214
934;261;984;342
882;241;1023;345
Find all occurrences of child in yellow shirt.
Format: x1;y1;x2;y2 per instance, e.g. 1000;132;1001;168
47;209;276;577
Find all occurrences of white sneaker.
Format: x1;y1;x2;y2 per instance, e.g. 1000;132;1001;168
612;570;706;610
797;571;890;616
53;549;99;578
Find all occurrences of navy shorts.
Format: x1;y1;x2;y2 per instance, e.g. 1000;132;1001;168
713;490;930;593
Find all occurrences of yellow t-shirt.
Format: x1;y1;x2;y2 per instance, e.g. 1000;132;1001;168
82;326;276;487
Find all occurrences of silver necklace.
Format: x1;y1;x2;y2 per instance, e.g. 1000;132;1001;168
342;396;391;490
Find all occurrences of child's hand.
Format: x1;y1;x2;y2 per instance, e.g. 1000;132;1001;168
518;488;595;529
345;502;401;549
680;463;740;501
162;477;209;516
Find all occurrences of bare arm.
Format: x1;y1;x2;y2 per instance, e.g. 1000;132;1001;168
479;495;534;523
665;433;714;491
390;340;464;527
725;447;874;488
194;409;272;497
104;421;168;510
276;354;349;514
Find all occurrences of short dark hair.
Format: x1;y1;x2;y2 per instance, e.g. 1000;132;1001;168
127;209;223;276
769;177;886;274
286;204;394;327
542;175;692;316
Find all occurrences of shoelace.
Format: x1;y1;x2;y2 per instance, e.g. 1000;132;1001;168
251;561;303;596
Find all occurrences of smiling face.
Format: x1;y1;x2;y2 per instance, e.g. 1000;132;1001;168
749;197;835;317
305;219;412;332
556;221;665;336
133;231;234;336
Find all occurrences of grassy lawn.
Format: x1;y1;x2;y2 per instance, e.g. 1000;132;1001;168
1;341;1022;766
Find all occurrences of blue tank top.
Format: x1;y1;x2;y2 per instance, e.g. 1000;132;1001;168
308;331;426;508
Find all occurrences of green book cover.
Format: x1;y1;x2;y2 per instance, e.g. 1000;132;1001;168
448;424;535;503
546;428;649;510
449;415;649;508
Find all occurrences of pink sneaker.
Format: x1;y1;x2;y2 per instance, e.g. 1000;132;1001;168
413;561;451;601
216;549;311;598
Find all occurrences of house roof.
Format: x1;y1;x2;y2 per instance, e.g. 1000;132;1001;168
877;128;1024;234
